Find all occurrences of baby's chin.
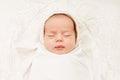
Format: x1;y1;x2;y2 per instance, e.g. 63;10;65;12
51;50;73;55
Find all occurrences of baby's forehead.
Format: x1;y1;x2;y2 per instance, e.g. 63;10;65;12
45;14;76;27
45;14;73;25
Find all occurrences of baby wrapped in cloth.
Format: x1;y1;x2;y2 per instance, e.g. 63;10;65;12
27;2;93;80
14;1;94;80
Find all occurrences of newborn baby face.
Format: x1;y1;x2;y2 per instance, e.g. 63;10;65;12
44;14;76;55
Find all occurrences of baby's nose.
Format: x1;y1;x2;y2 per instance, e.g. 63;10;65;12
56;35;63;42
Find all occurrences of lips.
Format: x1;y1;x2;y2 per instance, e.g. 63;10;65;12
55;45;65;49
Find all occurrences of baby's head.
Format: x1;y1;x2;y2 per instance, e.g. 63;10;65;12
44;13;77;55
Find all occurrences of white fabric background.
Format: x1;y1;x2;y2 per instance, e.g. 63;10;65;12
0;0;120;80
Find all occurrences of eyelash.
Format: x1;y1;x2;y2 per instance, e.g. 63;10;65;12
47;35;55;37
46;34;71;38
63;34;71;37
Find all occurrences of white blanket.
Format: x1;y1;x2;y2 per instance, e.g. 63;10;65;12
14;1;94;80
6;0;120;80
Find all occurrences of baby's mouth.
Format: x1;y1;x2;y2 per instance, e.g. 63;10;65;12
55;45;65;50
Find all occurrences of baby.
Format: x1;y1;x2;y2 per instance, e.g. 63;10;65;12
44;13;77;55
27;13;92;80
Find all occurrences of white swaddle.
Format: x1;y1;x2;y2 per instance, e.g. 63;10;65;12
28;45;92;80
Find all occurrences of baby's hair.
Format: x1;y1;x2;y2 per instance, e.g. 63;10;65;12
44;13;77;40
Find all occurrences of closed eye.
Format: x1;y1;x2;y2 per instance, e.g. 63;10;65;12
47;35;55;37
63;34;71;37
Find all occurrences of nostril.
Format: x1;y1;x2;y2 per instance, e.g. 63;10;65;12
56;39;63;42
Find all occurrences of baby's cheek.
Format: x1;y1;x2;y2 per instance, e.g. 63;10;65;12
68;41;76;47
45;40;53;46
66;38;75;43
